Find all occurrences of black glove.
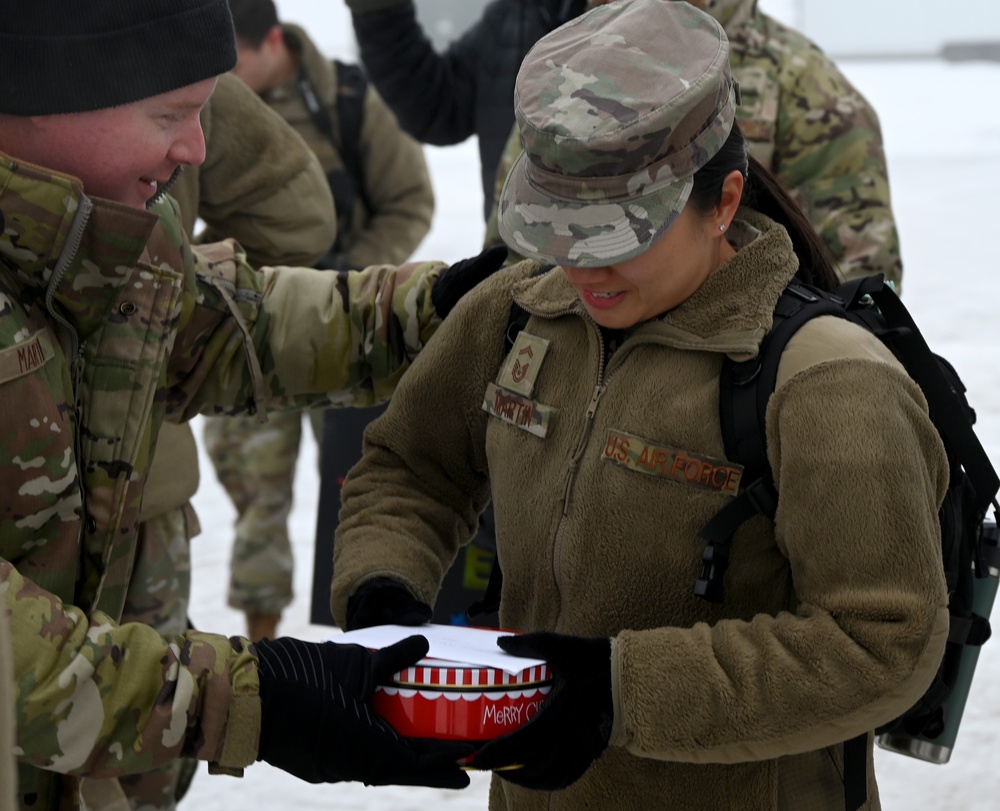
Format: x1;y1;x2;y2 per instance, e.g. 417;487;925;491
346;576;433;631
470;631;613;790
254;634;472;787
431;244;508;318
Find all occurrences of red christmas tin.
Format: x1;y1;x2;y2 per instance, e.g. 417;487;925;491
373;657;553;742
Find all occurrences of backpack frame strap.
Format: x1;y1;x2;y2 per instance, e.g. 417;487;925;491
331;60;372;214
297;61;373;236
866;284;999;516
698;282;850;603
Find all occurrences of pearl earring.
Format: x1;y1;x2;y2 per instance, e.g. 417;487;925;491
719;224;727;232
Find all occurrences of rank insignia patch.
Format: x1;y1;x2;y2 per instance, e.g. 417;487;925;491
498;331;550;397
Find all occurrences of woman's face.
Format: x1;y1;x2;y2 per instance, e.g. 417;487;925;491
562;195;736;329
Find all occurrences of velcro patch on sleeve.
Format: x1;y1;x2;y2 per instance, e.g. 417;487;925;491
0;329;55;385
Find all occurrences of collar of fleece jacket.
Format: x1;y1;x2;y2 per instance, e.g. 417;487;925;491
281;23;337;106
0;153;157;342
511;207;797;361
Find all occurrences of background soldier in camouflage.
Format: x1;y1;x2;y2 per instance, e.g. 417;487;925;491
202;0;436;643
485;0;904;290
0;2;500;808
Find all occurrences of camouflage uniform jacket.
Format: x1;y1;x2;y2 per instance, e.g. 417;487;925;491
0;154;443;810
720;0;902;287
0;596;15;811
262;24;434;270
486;0;903;289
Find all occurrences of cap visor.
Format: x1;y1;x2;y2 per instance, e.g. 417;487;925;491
497;150;693;268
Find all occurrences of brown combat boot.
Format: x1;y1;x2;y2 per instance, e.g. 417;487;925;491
246;612;280;642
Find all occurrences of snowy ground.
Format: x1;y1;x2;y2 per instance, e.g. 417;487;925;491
181;27;1000;811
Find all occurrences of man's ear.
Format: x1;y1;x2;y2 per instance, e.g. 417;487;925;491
264;25;284;49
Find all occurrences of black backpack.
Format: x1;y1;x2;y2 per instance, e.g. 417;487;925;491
296;60;371;268
700;274;999;809
474;272;1000;810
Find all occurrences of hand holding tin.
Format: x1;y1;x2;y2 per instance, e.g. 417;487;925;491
470;631;613;789
346;576;433;630
253;635;473;787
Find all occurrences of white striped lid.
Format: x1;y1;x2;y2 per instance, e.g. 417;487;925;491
389;659;552;689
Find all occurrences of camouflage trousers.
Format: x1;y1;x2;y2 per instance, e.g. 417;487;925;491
202;410;323;616
78;504;199;811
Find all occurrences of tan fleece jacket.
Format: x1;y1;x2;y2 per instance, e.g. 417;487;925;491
171;72;336;269
332;210;949;810
264;24;434;268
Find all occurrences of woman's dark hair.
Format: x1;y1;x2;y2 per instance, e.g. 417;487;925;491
689;124;840;292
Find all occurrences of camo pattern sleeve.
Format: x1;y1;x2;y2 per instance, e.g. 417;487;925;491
730;11;903;289
148;196;446;421
3;560;260;777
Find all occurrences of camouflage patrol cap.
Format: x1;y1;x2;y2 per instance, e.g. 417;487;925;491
498;0;738;267
0;0;237;116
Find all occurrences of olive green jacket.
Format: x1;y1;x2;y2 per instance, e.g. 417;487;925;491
333;210;948;810
0;154;443;810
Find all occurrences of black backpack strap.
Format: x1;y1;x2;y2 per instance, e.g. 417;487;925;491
864;283;999;518
708;279;879;810
331;60;372;214
466;555;504;621
842;733;868;811
297;60;372;263
698;282;849;602
296;62;336;145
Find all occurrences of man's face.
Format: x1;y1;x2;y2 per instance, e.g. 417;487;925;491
233;35;281;94
20;77;217;209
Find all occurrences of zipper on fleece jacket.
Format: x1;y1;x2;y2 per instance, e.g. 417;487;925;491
551;319;612;619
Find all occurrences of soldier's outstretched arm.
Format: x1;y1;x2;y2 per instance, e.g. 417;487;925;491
2;560;471;786
155;202;507;421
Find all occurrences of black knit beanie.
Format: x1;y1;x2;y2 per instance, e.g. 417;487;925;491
0;0;237;116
